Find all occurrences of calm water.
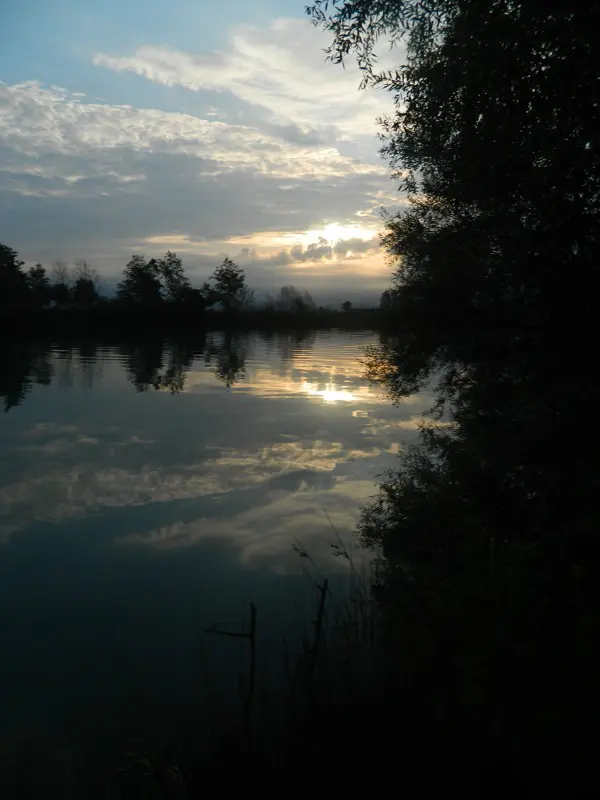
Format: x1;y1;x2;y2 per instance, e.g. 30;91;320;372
0;330;429;752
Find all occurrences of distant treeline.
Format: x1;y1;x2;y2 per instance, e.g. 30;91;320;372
0;242;378;332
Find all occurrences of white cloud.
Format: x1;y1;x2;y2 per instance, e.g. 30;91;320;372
0;81;380;181
0;16;405;293
93;17;397;141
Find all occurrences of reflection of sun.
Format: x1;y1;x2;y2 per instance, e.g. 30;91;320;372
302;380;355;404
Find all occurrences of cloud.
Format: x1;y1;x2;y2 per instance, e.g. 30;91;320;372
0;16;405;294
93;18;397;141
0;81;379;180
0;81;392;281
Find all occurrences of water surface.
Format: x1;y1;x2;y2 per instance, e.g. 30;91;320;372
0;330;429;748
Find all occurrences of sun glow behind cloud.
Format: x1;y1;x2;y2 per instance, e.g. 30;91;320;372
0;11;404;297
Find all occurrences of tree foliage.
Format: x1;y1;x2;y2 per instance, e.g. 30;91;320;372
209;257;254;311
72;259;100;307
312;0;600;547
313;3;600;773
0;242;27;308
158;250;191;302
26;264;51;308
117;255;163;306
269;285;316;312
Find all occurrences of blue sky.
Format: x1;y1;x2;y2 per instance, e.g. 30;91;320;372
1;0;403;301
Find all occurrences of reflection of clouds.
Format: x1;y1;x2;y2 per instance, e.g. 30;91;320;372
0;439;380;544
119;474;378;574
0;333;433;572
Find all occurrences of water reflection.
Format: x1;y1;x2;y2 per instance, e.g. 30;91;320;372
0;331;401;412
204;331;247;389
2;333;258;409
0;341;53;412
0;332;431;566
0;329;432;760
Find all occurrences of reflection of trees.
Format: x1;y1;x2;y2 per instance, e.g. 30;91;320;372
256;329;316;371
0;342;53;412
154;340;198;394
78;341;102;390
120;337;200;394
275;330;316;367
120;340;165;393
0;334;207;410
204;331;248;389
54;344;75;389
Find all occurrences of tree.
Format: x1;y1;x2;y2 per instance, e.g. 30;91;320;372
50;260;72;307
157;250;191;302
72;259;100;307
341;300;352;313
0;242;27;308
313;4;600;777
379;289;394;313
311;1;600;400
209;257;254;311
117;255;163;305
26;264;51;308
312;1;600;520
273;285;316;312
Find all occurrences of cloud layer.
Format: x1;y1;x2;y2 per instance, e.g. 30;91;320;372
0;17;403;295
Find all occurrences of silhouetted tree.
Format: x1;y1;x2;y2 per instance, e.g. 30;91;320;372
72;260;100;307
209;258;254;311
313;0;600;545
272;285;316;312
50;260;72;307
26;264;51;309
117;255;163;306
0;242;27;309
157;251;191;302
341;300;352;313
313;3;600;781
312;1;600;403
378;289;394;313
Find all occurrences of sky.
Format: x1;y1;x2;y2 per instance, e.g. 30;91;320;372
0;0;404;304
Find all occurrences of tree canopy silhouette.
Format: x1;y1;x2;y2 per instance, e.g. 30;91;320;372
0;243;27;310
266;285;316;313
158;251;192;302
117;255;164;306
310;0;600;549
311;2;600;782
209;258;254;312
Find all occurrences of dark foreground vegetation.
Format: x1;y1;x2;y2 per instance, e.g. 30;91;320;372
316;0;599;791
2;0;600;794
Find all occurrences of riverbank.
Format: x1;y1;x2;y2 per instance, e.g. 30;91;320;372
0;306;381;336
